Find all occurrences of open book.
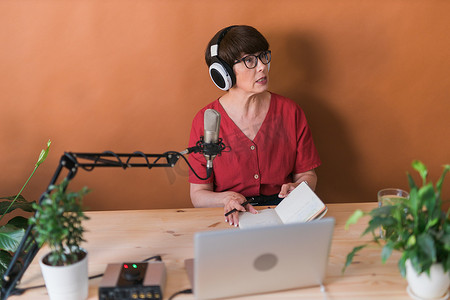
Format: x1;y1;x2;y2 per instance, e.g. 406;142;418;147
238;182;327;229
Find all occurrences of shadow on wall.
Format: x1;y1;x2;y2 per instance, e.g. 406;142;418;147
270;31;369;203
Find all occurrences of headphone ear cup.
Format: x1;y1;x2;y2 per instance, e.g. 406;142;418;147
208;57;236;91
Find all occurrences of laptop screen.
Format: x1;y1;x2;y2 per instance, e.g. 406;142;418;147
186;218;335;299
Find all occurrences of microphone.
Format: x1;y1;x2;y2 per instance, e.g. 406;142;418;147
180;108;225;180
203;109;221;177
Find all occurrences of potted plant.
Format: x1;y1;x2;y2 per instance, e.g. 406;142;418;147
0;140;51;279
29;179;90;300
343;160;450;300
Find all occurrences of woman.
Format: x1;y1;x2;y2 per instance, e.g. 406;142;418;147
188;25;321;226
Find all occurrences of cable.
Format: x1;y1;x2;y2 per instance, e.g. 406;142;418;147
168;288;193;300
142;255;162;262
131;151;152;169
175;152;210;180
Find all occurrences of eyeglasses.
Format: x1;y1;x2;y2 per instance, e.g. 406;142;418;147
233;50;271;69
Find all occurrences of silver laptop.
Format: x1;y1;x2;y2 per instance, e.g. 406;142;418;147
185;218;335;299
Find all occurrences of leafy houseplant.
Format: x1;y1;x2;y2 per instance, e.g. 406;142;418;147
0;140;51;277
29;179;90;266
343;160;450;298
29;178;90;300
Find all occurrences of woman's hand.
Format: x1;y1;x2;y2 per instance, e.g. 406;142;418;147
190;184;258;227
278;182;301;198
278;169;318;198
223;192;258;227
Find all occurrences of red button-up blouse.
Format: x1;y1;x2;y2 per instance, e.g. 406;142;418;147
188;92;321;197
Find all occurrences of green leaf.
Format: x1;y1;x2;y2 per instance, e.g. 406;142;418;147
36;139;51;167
363;215;395;236
0;195;27;202
342;245;367;273
407;172;418;190
406;235;416;248
419;183;436;215
444;253;450;273
0;250;13;276
412;160;428;185
409;250;424;274
398;252;408;277
442;233;450;251
381;241;394;263
0;225;25;252
407;171;421;222
436;164;450;196
370;205;393;217
0;196;35;215
426;217;439;230
7;216;30;230
417;233;436;262
345;210;365;230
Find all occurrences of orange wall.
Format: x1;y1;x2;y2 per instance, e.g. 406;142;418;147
1;0;449;211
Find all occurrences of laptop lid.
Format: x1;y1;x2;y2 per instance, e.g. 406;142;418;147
185;218;335;299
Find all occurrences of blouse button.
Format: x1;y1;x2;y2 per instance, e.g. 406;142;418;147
250;145;255;150
254;174;259;179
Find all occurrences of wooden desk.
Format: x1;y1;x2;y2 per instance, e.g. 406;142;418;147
11;203;410;299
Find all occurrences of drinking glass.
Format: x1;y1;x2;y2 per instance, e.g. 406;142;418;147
377;188;409;238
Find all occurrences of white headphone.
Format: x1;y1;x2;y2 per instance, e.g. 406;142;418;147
208;26;237;91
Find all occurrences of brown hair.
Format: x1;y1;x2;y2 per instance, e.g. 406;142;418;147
205;25;270;68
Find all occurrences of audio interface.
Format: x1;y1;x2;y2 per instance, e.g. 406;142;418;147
99;261;166;300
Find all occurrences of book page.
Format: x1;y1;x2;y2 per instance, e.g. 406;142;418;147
238;209;282;229
275;182;327;224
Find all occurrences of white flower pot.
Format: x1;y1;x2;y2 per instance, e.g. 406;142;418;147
406;259;450;300
39;250;88;300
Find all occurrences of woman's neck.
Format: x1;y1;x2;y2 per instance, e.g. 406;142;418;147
218;91;271;141
219;90;270;120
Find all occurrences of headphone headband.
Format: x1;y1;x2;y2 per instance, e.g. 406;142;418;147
210;25;236;57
